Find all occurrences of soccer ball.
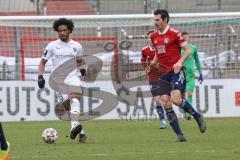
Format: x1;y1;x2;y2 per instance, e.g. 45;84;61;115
42;128;58;144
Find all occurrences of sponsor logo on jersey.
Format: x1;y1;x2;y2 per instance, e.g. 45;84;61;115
157;45;166;54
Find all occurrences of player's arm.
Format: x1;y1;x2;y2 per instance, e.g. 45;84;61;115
38;58;48;75
180;44;191;63
76;45;87;77
174;43;191;73
38;44;52;89
76;58;87;77
141;49;148;70
38;58;47;89
193;46;203;83
193;46;202;74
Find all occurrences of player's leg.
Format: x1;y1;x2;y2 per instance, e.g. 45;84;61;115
185;74;195;105
68;93;87;143
0;122;10;160
150;84;166;129
154;96;166;129
184;90;194;120
179;75;194;120
184;73;196;120
63;76;87;143
56;92;87;143
161;95;186;142
171;71;206;133
158;72;186;141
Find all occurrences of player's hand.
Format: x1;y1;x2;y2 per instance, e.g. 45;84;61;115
80;68;86;76
147;62;159;73
38;75;45;89
198;73;203;84
173;61;182;73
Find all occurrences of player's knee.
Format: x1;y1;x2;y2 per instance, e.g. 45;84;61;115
160;96;171;109
171;97;182;106
70;98;80;114
154;97;162;106
171;90;182;106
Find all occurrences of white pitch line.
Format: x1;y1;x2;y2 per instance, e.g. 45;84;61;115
10;150;216;159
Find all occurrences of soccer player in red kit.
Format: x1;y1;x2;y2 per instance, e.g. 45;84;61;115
150;9;206;142
141;30;167;129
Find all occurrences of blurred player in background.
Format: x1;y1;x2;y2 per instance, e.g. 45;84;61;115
141;30;167;129
179;32;203;120
0;123;10;160
38;18;87;143
150;9;206;141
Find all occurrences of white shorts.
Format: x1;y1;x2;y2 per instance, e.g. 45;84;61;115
56;72;83;102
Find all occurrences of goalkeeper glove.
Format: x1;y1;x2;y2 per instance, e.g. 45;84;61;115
198;73;203;84
80;68;86;76
38;75;45;89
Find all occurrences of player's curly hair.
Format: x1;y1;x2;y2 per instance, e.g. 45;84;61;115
53;18;74;33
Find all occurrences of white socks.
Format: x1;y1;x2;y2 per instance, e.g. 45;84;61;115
70;98;80;130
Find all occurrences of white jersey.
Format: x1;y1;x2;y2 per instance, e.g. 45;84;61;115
42;39;83;70
42;39;83;87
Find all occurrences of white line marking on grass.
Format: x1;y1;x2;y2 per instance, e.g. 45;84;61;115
93;150;215;156
10;150;216;159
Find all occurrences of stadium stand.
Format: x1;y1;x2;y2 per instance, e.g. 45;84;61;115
0;0;240;16
45;0;96;15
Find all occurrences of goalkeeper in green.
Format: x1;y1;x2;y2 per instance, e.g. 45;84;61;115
180;32;203;120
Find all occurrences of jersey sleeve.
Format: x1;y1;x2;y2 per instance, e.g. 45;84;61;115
42;43;53;61
193;45;202;74
177;33;187;47
76;44;84;57
141;48;148;69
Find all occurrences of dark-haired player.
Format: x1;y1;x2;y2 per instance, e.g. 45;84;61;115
150;9;206;141
38;18;87;143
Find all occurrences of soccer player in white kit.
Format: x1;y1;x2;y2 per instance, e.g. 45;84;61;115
38;18;87;143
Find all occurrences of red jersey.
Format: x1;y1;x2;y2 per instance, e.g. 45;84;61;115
141;45;160;82
150;25;187;71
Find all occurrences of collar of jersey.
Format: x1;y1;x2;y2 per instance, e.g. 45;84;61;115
148;44;155;51
58;39;73;44
158;25;169;35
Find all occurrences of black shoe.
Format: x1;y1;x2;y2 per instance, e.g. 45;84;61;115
195;115;206;133
176;134;187;142
186;115;192;121
70;125;82;139
79;134;87;143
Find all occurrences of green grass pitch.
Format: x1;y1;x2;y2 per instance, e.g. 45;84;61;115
3;118;240;160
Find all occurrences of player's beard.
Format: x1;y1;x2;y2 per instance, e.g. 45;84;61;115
155;24;160;30
60;34;70;42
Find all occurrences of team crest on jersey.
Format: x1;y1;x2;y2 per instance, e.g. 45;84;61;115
164;38;169;44
73;48;77;53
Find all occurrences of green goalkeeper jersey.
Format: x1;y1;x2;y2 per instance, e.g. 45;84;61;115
181;43;202;75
